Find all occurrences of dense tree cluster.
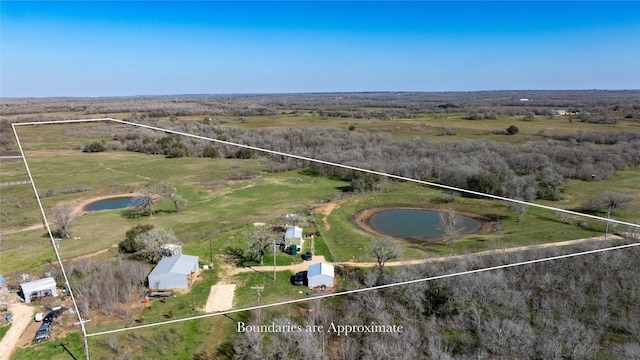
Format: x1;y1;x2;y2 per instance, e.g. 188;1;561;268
233;242;640;359
110;119;640;202
47;258;149;318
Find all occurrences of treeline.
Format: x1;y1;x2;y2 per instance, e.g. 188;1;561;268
231;241;640;359
2;90;639;118
109;119;640;201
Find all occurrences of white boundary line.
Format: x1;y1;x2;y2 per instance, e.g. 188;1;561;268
10;124;92;359
86;241;640;338
11;118;640;346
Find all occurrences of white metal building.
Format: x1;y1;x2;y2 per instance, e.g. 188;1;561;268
20;277;58;303
148;254;199;289
307;262;334;288
284;226;304;252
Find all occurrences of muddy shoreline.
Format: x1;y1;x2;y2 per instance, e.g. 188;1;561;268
72;193;138;216
352;206;493;244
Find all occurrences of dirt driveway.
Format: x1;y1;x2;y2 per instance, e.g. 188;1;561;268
204;284;236;312
0;302;34;360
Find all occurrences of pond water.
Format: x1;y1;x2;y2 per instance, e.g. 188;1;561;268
83;197;141;211
369;209;481;238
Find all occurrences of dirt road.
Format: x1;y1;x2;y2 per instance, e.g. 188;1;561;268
223;235;624;275
0;302;34;360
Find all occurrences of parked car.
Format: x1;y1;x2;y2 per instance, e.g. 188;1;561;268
292;272;306;286
43;309;62;324
302;251;312;261
33;322;52;342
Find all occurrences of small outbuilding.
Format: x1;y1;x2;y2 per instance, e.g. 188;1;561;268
284;226;304;252
20;277;58;303
307;263;334;289
148;254;199;290
0;274;8;294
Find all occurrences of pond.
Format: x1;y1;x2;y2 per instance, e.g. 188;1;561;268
368;209;482;239
83;197;141;212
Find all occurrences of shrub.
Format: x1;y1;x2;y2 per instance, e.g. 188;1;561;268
83;141;106;152
506;125;520;135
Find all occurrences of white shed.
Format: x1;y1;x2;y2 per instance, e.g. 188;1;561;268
0;274;8;294
284;226;304;251
307;263;334;288
148;254;199;289
20;277;58;303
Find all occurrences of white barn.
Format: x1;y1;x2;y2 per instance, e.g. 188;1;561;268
307;263;334;288
20;277;58;303
284;226;304;252
148;254;199;289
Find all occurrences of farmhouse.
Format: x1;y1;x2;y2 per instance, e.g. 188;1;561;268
20;277;58;303
148;250;199;290
307;262;334;289
284;226;304;252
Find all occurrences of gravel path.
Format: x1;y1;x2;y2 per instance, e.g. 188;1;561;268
0;302;34;360
204;284;236;312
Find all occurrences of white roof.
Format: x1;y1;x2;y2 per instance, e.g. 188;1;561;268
149;254;199;276
20;277;56;293
285;226;303;239
308;262;334;278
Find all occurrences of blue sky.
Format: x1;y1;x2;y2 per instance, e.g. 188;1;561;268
1;1;639;97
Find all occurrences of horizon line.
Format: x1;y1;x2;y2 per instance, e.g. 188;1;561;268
3;88;640;100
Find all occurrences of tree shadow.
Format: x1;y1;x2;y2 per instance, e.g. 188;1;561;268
222;246;252;267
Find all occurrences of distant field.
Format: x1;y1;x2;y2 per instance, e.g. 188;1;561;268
214;112;640;143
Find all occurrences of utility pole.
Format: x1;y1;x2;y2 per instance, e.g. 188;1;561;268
209;237;213;268
273;239;277;281
251;285;264;324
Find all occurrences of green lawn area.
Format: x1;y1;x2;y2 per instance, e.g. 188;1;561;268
0;322;11;342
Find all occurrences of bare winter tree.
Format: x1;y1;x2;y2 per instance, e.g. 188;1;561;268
51;205;75;238
582;191;635;238
245;225;276;265
170;193;187;212
134;227;179;263
501;175;537;222
130;181;176;216
439;209;463;253
366;237;402;274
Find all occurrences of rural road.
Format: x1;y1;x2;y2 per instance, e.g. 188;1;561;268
0;302;34;360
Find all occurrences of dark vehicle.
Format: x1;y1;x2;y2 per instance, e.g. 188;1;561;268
43;309;62;324
302;251;312;261
291;271;307;286
33;322;52;342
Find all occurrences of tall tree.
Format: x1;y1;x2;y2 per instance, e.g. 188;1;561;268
501;175;537;222
51;205;75;238
439;209;463;253
245;226;275;265
366;237;402;274
130;182;176;216
134;227;179;263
